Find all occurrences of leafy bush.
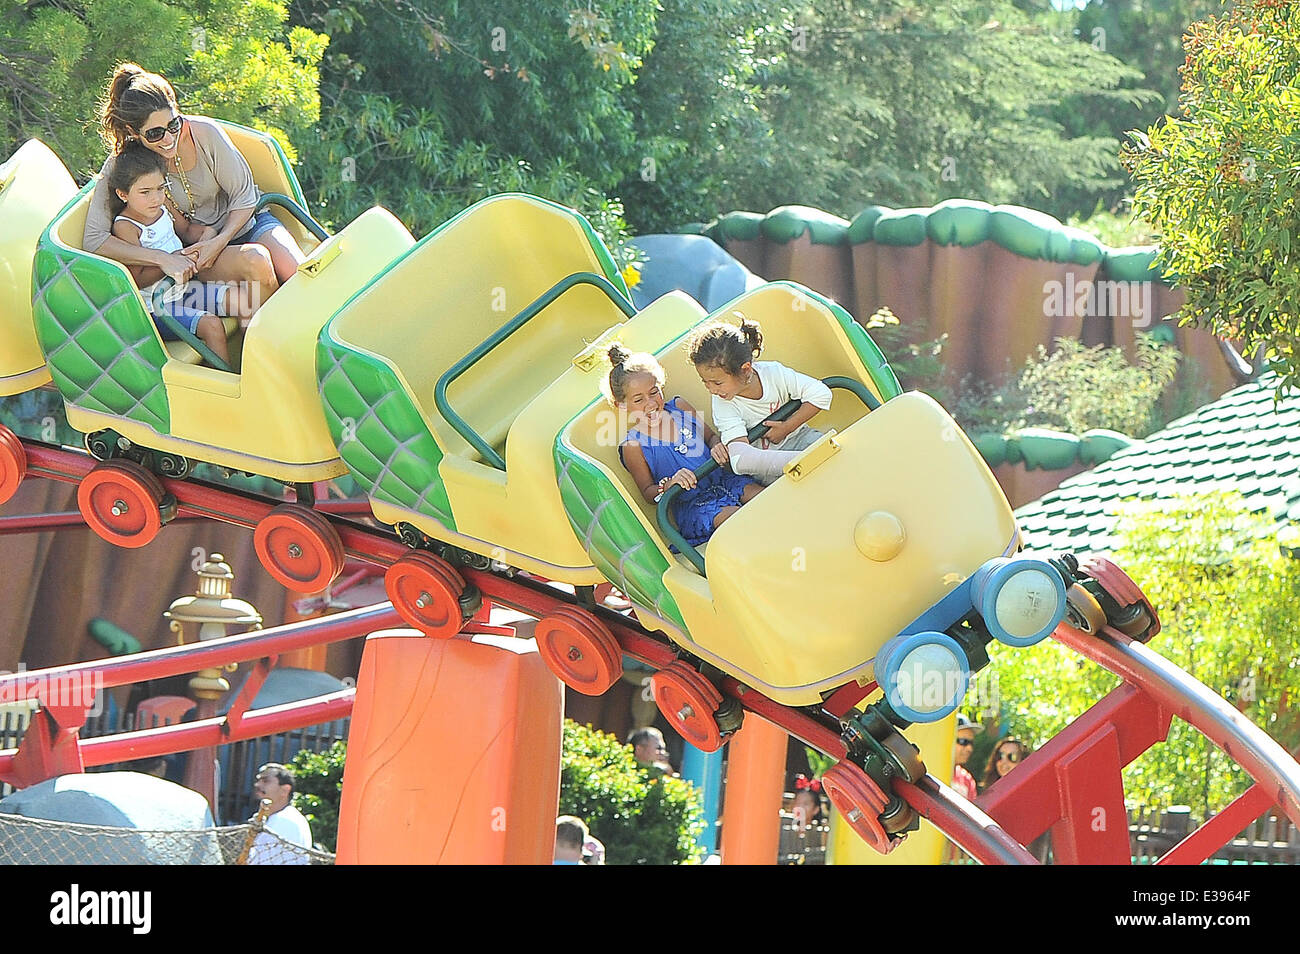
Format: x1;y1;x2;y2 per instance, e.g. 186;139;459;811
951;334;1180;438
1124;0;1300;392
862;308;951;403
987;492;1300;816
290;741;346;853
559;719;705;865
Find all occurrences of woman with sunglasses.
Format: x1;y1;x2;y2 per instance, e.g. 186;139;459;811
981;735;1053;861
981;736;1029;791
82;64;306;303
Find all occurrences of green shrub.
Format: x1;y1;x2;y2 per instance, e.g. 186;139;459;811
1123;0;1300;393
952;334;1179;438
290;741;346;853
559;719;705;865
862;307;952;404
987;492;1300;816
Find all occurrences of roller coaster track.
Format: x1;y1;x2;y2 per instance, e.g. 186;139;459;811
4;436;1300;864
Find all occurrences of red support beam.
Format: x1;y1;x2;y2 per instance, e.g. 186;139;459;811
977;683;1171;847
1050;725;1132;864
1155;784;1277;866
0;690;355;782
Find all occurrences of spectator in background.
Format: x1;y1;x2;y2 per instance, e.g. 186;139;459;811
981;736;1029;792
247;762;312;865
628;726;674;776
554;816;606;865
791;774;826;832
981;736;1051;862
951;713;982;801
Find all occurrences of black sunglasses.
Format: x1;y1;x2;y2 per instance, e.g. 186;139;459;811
996;749;1023;762
954;738;974;747
141;115;183;143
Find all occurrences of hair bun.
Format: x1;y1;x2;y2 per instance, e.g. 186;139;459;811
607;343;631;366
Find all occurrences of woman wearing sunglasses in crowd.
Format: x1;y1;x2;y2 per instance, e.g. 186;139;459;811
981;735;1051;862
981;736;1030;791
82;63;306;303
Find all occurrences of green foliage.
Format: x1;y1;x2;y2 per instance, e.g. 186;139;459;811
559;719;705;865
290;740;345;852
1124;0;1300;392
989;492;1300;816
862;307;951;402
0;0;326;179
952;335;1180;438
1065;204;1159;248
1041;0;1222;221
288;0;652;266
734;0;1149;216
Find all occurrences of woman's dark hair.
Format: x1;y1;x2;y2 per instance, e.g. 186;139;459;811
982;736;1029;790
604;343;665;405
687;312;763;376
99;63;178;155
107;141;167;218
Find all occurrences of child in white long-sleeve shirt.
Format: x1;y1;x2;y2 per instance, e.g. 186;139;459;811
688;314;832;484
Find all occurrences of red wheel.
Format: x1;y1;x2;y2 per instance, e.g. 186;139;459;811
384;551;466;638
0;426;26;505
77;459;166;548
822;760;898;854
535;606;623;695
1080;556;1161;641
254;504;346;594
651;662;725;752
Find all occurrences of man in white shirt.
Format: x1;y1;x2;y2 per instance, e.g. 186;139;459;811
248;762;313;865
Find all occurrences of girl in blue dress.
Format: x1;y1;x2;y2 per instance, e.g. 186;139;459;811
607;345;760;547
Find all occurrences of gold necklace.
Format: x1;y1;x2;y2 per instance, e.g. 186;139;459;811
166;157;196;220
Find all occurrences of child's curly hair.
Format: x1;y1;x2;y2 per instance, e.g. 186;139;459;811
687;312;764;377
603;343;665;405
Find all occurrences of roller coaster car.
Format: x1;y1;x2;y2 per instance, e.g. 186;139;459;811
0;141;79;399
317;193;652;630
25;123;415;583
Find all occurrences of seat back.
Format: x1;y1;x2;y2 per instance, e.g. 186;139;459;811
0;140;78;394
326;194;630;464
215;120;320;255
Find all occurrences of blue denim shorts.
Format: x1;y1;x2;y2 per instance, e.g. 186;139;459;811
150;281;229;339
228;209;282;245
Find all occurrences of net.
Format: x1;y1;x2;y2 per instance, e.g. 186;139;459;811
0;811;335;865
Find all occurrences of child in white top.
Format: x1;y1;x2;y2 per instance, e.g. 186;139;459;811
689;313;832;484
107;143;256;367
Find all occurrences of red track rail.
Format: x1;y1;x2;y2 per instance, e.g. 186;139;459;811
7;436;1300;864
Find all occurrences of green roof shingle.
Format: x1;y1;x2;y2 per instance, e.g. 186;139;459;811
1017;374;1300;554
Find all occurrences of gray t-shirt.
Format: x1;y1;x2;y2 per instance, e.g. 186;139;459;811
83;116;260;253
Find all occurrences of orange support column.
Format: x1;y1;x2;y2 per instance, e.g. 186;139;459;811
720;714;787;865
336;629;563;864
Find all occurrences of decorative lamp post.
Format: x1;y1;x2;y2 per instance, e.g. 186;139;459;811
165;553;262;816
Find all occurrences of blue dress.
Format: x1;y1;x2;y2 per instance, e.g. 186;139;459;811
620;398;756;547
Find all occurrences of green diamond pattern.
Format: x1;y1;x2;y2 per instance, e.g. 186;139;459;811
316;336;455;530
554;441;685;630
32;236;170;433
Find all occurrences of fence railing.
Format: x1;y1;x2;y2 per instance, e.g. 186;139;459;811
1129;807;1300;865
69;702;348;827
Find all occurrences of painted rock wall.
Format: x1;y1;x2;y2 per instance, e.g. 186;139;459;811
697;200;1238;400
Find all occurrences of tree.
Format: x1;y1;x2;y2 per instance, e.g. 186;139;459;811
287;0;654;262
730;0;1146;216
1124;0;1300;392
987;492;1300;816
1;0;325;179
